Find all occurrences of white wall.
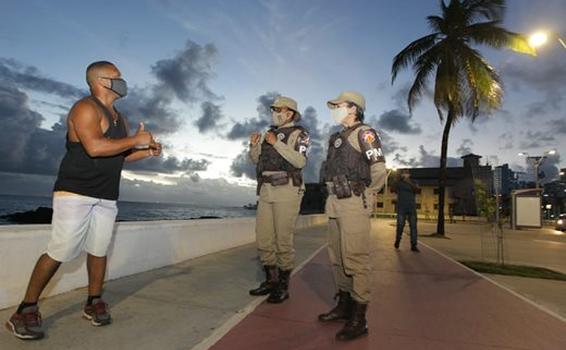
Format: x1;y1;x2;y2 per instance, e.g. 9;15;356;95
0;215;327;310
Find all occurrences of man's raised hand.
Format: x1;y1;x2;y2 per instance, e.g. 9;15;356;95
134;122;153;147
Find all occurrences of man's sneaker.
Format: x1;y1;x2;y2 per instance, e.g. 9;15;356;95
83;299;112;326
5;305;44;340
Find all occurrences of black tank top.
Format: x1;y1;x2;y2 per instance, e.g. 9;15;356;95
53;96;128;200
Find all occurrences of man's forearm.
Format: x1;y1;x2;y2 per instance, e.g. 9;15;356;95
86;136;137;158
125;149;152;162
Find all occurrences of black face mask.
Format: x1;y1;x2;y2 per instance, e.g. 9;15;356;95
102;77;128;98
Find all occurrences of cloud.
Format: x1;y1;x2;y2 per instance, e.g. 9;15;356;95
298;106;325;182
124;156;209;174
503;55;566;117
0;83;210;177
225;91;279;140
195;101;223;133
550;118;566;134
118;39;223;135
151;40;221;103
0;58;86;100
393;145;462;168
376;109;422;134
456;139;474;156
0;172;256;207
498;132;513;150
229;143;256;179
0;84;67;175
523;153;562;185
519;131;555;149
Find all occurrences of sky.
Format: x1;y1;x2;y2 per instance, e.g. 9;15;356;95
0;0;564;206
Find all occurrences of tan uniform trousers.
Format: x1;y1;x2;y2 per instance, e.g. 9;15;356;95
325;190;371;304
256;182;304;271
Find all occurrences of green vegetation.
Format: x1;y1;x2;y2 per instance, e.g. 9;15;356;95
460;261;566;281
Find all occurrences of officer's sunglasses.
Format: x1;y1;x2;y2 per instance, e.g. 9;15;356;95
270;106;288;113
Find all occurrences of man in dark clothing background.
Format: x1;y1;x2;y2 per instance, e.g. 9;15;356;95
392;169;420;252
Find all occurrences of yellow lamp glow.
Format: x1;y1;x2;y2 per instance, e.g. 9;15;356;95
529;32;548;48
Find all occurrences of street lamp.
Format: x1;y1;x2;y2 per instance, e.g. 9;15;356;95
528;30;566;50
517;149;557;189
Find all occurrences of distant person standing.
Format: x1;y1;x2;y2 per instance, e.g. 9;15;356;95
6;61;161;341
248;96;310;304
392;169;420;252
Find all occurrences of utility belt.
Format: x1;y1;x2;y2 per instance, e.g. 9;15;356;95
326;175;366;199
257;172;303;195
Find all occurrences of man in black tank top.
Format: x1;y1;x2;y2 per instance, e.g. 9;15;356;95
6;61;161;341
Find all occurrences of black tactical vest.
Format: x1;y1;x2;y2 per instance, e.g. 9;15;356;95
324;124;371;186
257;125;305;175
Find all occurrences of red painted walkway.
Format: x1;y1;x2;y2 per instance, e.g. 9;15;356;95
210;230;566;350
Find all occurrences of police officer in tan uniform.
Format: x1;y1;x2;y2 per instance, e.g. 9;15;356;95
318;91;386;341
248;96;310;304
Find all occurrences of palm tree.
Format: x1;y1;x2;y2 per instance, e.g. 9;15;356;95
391;0;533;236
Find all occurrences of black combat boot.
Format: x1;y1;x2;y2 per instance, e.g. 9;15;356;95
318;290;353;322
267;269;291;303
336;301;369;341
249;265;278;296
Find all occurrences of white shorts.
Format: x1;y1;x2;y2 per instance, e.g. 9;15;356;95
46;195;118;262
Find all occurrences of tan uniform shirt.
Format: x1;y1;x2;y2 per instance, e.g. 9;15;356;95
249;121;306;171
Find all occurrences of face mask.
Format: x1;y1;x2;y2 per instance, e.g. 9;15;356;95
103;78;128;98
272;112;288;127
331;106;348;124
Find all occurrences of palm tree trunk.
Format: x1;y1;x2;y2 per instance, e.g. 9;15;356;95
436;108;454;236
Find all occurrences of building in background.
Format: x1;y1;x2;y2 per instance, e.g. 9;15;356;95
371;153;493;218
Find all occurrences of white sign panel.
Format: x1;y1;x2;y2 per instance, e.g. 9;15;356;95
515;196;541;228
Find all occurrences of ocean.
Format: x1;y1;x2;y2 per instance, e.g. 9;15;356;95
0;194;255;225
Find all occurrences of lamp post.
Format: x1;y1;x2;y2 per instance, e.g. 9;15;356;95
528;31;566;50
518;150;556;189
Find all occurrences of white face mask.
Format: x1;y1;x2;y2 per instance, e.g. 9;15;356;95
272;112;288;127
331;106;349;124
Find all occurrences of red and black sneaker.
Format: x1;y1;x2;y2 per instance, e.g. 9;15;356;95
5;305;44;340
83;299;112;327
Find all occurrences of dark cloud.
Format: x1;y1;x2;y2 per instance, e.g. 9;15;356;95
0;58;86;100
195;101;223;133
124;156;209;173
456;139;474;156
376;109;422;134
151;40;220;103
0;83;209;177
550;118;566;134
503;55;566;117
0;84;66;175
225;92;279;140
519;131;555;149
116;89;180;135
298;106;324;183
365;115;407;155
498;132;513;150
117;39;223;135
393;145;462;168
0;172;255;207
523;153;561;185
230;143;256;179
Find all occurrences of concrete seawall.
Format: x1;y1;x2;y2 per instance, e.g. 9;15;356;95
0;215;327;309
